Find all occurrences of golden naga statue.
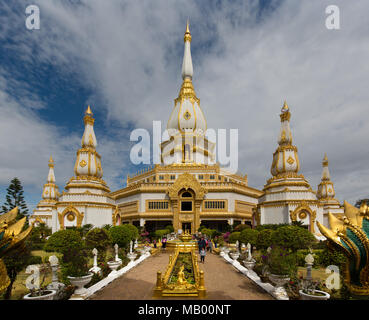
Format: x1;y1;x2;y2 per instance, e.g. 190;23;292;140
0;207;33;293
317;201;369;296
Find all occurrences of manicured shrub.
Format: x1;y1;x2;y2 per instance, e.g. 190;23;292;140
262;246;297;277
165;225;174;233
271;226;316;252
228;232;241;243
85;228;112;262
234;224;251;232
256;229;274;251
109;224;138;249
238;229;259;246
44;230;88;282
44;229;84;254
155;229;170;239
201;228;217;239
255;223;289;231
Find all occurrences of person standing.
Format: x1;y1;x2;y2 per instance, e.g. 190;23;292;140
200;247;206;263
162;237;167;251
209;239;213;253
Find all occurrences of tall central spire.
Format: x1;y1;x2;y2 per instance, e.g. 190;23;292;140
181;20;193;80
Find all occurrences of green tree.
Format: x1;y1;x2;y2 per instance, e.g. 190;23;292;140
271;225;316;252
228;232;241;243
2;240;33;299
1;177;28;219
109;225;138;250
85;228;112;262
238;229;259;246
256;229;274;251
44;229;85;254
233;224;251;232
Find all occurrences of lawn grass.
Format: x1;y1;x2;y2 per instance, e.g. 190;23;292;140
5;250;61;300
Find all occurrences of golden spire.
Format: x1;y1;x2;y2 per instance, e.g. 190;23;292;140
184;19;192;43
280;100;291;122
323;153;329;166
85;105;93;116
48;155;54;168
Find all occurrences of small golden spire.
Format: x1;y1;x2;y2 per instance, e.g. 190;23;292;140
323;153;329;166
280;100;291;122
281;100;289;112
85;105;93;116
184;19;192;42
48;155;54;168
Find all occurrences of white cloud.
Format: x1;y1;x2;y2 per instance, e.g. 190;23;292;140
1;0;369;210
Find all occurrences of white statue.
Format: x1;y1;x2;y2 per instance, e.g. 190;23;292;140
114;243;122;262
134;239;138;249
130;240;133;254
89;248;101;275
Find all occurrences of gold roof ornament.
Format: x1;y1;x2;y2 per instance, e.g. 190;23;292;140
184;19;192;43
85;105;93;116
48;155;54;168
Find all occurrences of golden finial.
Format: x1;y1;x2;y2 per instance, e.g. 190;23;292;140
48;155;54;168
184;19;192;42
85;105;93;116
323;153;329;166
281;100;289;112
280;100;291;122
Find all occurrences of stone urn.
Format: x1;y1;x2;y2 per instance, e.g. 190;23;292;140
268;273;290;300
107;260;122;277
243;259;256;270
229;252;240;260
23;289;57;300
299;290;330;300
127;252;137;262
67;273;93;296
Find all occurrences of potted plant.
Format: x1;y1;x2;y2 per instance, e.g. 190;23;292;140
298;278;330;300
23;264;57;300
64;252;93;297
264;246;297;299
229;248;240;260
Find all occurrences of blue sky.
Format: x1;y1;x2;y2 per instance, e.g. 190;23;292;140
0;0;369;212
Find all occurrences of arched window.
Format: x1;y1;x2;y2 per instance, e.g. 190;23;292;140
181;191;192;198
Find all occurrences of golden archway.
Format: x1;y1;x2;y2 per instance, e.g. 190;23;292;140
58;206;84;230
167;173;206;233
290;202;316;233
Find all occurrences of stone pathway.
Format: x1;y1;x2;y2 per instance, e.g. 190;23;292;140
90;251;273;300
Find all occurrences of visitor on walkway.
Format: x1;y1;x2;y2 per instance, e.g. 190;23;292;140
200;248;206;263
198;237;206;252
153;239;157;248
209;239;213;253
162;237;167;251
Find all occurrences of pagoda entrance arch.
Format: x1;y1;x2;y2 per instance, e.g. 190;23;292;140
167;173;206;233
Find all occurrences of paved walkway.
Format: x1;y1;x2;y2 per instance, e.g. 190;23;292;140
90;251;273;300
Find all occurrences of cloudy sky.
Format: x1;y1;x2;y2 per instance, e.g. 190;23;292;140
0;0;368;212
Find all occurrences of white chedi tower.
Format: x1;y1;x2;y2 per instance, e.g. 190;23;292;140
256;101;324;235
161;21;215;165
30;156;60;228
317;154;343;226
54;106;116;232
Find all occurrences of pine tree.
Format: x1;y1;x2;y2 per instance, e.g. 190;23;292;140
1;177;28;219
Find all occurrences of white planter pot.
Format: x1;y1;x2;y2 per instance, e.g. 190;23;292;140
243;260;256;270
299;290;330;300
107;260;122;277
269;273;290;300
68;273;93;296
229;252;240;260
127;252;137;262
23;289;57;300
